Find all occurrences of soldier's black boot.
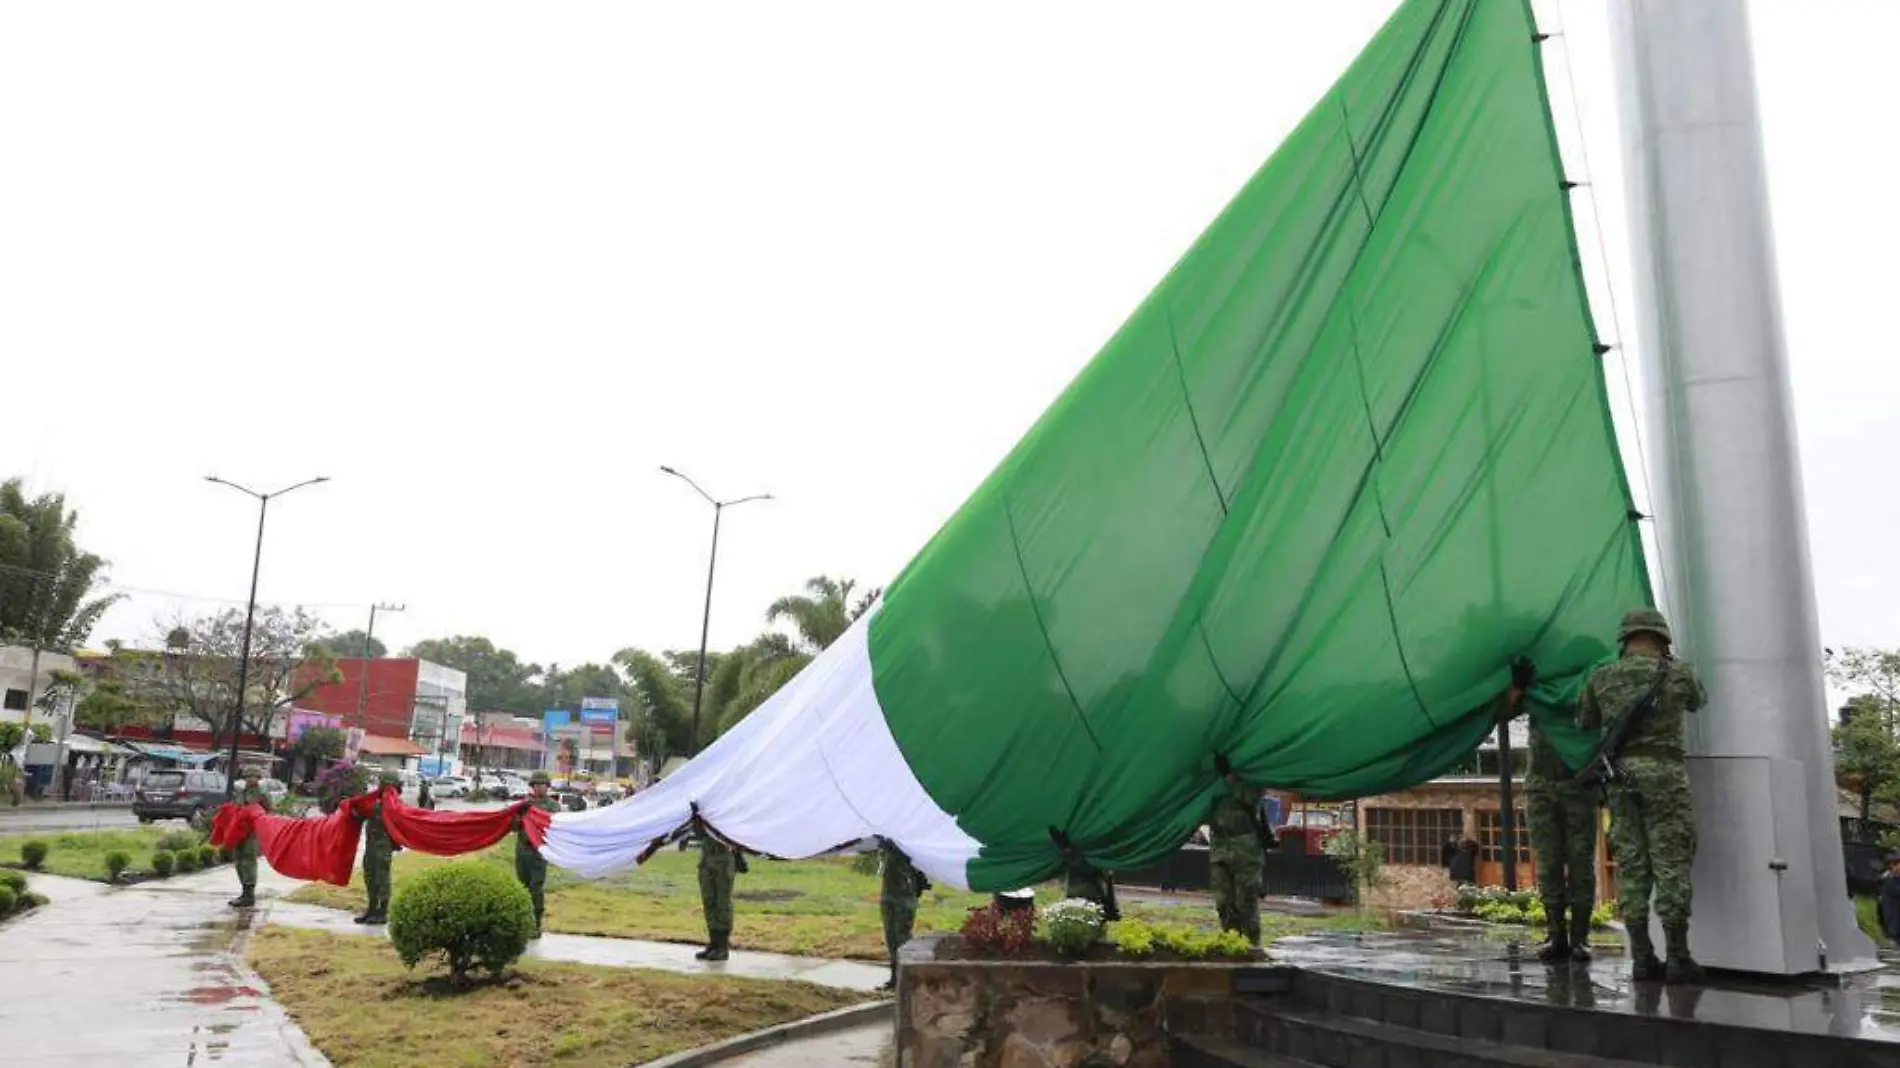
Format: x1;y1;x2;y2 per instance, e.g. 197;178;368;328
228;890;255;908
353;911;373;924
1568;908;1593;964
1663;923;1704;984
1628;923;1666;982
705;929;730;962
880;961;896;992
1537;903;1569;963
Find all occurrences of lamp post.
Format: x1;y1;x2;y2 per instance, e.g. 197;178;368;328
660;466;771;755
353;602;405;729
205;475;329;799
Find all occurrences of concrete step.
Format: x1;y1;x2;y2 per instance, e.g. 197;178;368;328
1245;1006;1656;1068
1173;1034;1322;1067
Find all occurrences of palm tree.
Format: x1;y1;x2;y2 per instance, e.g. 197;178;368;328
765;576;881;654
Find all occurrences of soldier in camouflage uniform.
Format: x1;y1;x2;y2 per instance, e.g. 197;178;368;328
1208;772;1268;945
695;816;738;961
354;772;401;925
1578;607;1706;983
1526;720;1597;963
878;837;928;990
515;771;561;937
228;768;273;908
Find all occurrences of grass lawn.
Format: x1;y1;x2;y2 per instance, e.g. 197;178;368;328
286;846;1384;960
0;827;181;881
248;927;868;1068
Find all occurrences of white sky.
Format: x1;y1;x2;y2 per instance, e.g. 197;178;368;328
1;2;1893;673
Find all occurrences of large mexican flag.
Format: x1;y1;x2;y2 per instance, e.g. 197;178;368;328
542;0;1649;891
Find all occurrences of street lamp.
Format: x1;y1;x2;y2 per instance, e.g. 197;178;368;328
205;475;329;799
660;466;771;755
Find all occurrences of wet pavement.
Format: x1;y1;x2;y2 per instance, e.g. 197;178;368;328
723;1022;891;1066
1270;925;1900;1044
0;869;327;1067
265;900;892;992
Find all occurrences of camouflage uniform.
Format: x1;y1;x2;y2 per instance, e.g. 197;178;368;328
697;833;737;960
1061;862;1121;921
879;838;925;982
1526;724;1596;959
358;785;397;923
1578;608;1706;981
1208;780;1266;944
230;782;272;907
515;778;561;935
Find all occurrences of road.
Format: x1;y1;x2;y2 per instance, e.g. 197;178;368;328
0;805;141;834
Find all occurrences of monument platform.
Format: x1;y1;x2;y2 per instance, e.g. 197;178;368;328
1176;926;1900;1067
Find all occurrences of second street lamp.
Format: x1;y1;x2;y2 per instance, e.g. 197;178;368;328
660;466;771;756
205;474;329;799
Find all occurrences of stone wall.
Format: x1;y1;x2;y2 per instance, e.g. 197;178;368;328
897;935;1284;1068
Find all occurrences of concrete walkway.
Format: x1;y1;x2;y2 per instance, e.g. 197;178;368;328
0;868;328;1067
263;897;891;992
722;1022;891;1066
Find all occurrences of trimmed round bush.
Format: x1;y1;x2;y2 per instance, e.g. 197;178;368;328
198;846;217;868
174;849;201;873
0;870;26;895
104;851;130;882
152;851;175;877
19;840;48;870
388;860;535;983
1038;898;1106;958
0;887;15;915
155;830;201;853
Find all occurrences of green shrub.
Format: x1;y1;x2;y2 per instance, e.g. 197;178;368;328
1104;919;1157;958
155;830;202;853
1590;901;1617;930
105;851;130;882
22;892;47;910
174;849;201;873
1102;918;1254;960
1038;898;1106;957
0;871;25;895
198;846;217;868
19;840;48;870
152;851;175;877
0;887;15;915
388;861;535;983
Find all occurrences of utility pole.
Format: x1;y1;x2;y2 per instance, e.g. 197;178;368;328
353;602;404;729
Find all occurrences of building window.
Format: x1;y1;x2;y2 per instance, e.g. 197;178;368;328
1364;807;1463;865
1477;809;1533;865
2;689;27;712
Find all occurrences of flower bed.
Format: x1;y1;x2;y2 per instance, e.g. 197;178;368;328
942;898;1259;964
1442;885;1616;928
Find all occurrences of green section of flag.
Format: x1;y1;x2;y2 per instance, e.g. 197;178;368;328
869;0;1648;890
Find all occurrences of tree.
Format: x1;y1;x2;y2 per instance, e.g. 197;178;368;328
72;677;160;733
1835;694;1900;824
318;629;386;660
1828;647;1900;733
289;725;346;782
612;649;696;763
765;576;880;654
405;636;543;713
146;607;341;752
0;479;121;719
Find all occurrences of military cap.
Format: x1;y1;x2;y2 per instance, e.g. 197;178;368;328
378;771;403;787
529;771;551;786
1619;607;1672;645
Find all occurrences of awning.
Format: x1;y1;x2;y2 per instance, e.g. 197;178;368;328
358;735;428;758
118;741;216;764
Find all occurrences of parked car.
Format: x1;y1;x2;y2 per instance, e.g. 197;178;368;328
431;775;472;798
133;769;229;824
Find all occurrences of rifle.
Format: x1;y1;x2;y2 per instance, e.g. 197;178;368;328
1574;658;1673;787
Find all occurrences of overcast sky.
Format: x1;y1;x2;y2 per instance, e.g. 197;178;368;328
2;2;1893;674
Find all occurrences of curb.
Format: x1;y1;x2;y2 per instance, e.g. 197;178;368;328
636;999;893;1067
